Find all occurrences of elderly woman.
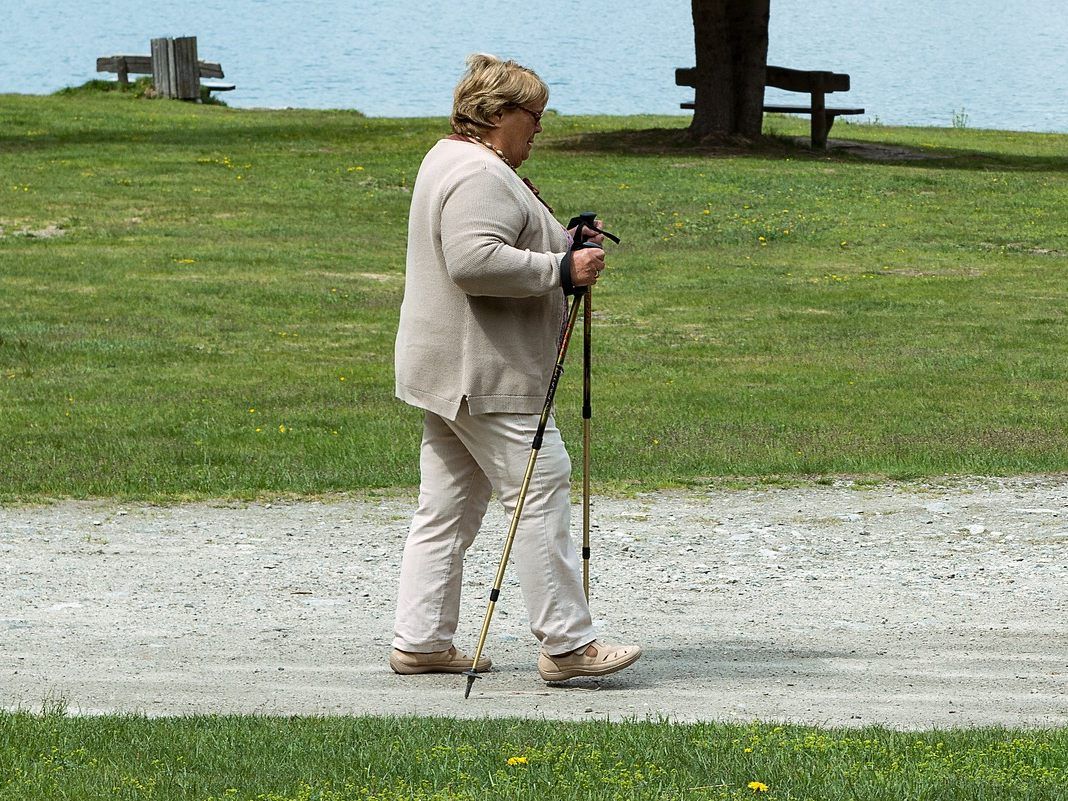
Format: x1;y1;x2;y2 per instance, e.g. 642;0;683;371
391;54;641;683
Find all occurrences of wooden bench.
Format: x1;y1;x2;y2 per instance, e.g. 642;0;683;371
96;54;235;94
676;65;864;149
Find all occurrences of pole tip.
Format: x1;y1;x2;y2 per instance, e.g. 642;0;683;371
463;670;480;699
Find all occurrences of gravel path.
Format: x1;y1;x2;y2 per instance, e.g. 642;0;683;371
2;476;1066;729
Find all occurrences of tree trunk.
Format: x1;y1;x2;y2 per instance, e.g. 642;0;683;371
689;0;771;141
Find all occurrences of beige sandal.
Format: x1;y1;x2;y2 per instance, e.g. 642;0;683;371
390;645;491;675
538;640;641;681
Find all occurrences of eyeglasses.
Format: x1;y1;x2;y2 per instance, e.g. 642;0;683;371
514;105;544;124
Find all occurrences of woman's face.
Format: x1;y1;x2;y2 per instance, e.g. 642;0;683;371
491;103;545;168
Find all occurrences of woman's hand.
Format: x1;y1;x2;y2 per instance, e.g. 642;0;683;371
568;218;606;247
570;245;605;287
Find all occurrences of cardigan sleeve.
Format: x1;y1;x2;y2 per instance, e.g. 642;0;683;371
439;165;563;298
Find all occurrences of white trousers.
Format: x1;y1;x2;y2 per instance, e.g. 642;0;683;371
393;401;596;656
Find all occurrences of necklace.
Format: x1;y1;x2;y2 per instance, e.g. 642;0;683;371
452;132;554;213
468;134;515;169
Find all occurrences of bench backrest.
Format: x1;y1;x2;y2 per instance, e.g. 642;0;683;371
766;66;849;93
96;55;224;79
675;65;849;93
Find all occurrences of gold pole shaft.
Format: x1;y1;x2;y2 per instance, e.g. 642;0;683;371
468;447;538;670
464;295;584;695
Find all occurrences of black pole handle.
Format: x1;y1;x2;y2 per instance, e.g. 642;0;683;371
567;211;621;246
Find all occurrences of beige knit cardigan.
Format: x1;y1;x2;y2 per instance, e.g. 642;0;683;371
394;139;572;420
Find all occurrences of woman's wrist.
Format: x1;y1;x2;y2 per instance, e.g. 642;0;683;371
559;250;577;295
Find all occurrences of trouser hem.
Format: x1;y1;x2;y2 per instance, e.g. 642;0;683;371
391;638;453;653
542;633;598;657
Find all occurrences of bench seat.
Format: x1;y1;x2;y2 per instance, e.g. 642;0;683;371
680;103;864;115
763;104;865;116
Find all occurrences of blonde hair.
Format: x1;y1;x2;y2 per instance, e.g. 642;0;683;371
451;53;549;137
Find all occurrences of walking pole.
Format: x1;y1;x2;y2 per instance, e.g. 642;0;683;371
464;292;584;699
570;212;619;600
582;285;592;600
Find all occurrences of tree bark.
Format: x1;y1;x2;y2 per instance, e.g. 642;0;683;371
690;0;771;140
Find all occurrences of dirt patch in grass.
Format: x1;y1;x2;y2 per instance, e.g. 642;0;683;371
0;223;67;239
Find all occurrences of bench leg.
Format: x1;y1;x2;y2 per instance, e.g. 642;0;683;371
810;90;828;149
812;113;834;149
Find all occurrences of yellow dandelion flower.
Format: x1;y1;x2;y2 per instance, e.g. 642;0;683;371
506;756;528;766
748;781;769;793
279;424;288;433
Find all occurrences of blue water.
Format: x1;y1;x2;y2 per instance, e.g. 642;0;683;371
2;0;1067;132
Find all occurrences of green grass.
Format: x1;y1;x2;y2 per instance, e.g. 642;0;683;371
2;711;1066;801
1;91;1067;501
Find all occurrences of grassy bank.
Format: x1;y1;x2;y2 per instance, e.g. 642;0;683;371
1;91;1066;500
2;711;1065;801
